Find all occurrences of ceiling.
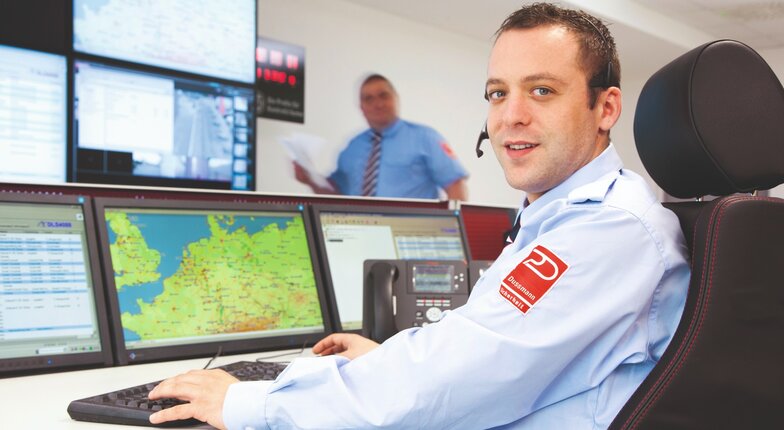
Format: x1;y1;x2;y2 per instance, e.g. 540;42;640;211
343;0;784;49
633;0;784;49
343;0;784;80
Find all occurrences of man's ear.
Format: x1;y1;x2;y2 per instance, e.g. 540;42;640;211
597;87;622;132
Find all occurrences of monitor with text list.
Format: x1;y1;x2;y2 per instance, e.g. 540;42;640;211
0;44;67;185
0;192;112;376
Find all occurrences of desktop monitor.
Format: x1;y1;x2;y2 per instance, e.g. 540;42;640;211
73;0;256;84
73;59;255;190
0;192;113;376
0;44;67;184
310;204;470;332
93;198;333;365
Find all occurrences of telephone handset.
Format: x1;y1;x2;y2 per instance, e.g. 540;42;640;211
362;261;399;343
362;260;469;343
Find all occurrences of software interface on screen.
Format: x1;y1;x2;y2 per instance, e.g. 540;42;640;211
0;200;103;361
0;44;67;184
74;60;254;190
318;210;467;330
101;206;325;352
73;0;256;83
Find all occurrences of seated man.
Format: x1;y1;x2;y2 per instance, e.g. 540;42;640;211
150;4;690;429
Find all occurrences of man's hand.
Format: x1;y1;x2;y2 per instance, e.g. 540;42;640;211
292;161;338;194
445;178;468;201
313;333;379;360
148;369;238;429
292;161;311;184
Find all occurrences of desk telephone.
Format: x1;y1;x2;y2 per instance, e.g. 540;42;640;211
362;260;471;342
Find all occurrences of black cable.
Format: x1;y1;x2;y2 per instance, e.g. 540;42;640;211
203;346;223;369
255;339;309;362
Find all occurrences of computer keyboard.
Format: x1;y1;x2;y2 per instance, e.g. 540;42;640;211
67;360;288;427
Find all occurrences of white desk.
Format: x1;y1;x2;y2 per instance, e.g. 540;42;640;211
0;349;308;429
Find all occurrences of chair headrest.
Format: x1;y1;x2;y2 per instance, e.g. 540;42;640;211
634;40;784;198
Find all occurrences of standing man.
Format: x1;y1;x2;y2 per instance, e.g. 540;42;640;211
150;4;690;429
294;74;469;200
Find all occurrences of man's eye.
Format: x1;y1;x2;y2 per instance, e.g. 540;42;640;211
532;88;552;96
486;90;505;100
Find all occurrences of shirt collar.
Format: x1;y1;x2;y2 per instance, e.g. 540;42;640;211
373;118;403;138
521;143;623;216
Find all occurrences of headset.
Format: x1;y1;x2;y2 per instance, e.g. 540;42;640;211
475;15;614;158
475;123;489;158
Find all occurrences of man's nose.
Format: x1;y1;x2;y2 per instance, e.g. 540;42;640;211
502;95;533;127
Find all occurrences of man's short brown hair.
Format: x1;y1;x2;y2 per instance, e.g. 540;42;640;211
496;3;621;106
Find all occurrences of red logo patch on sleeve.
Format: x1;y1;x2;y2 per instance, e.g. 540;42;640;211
499;245;569;315
440;141;457;159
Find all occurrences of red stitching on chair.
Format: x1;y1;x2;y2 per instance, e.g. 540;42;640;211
620;196;782;428
620;196;738;428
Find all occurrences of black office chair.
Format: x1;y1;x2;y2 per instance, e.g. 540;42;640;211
609;40;784;429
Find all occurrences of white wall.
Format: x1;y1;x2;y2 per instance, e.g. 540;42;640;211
255;0;518;207
255;0;782;204
758;46;784;199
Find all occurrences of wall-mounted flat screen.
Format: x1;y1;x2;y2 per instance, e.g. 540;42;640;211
73;60;255;190
0;44;67;184
73;0;256;83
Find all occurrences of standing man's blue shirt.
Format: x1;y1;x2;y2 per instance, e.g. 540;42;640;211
329;119;468;199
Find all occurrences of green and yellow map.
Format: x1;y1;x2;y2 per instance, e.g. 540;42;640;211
106;210;323;344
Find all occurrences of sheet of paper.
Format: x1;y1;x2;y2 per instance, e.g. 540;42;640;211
279;132;331;189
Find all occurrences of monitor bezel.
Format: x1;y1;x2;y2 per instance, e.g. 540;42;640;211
70;55;257;191
0;192;113;377
93;197;334;365
308;203;471;333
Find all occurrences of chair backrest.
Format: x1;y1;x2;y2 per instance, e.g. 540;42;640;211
610;40;784;429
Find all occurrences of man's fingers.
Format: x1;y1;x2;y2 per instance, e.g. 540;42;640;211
150;369;232;399
313;333;352;354
149;403;198;424
149;380;197;401
312;338;334;354
149;373;206;400
312;334;336;352
316;345;340;356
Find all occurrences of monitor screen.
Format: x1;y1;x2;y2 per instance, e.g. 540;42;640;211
93;198;332;364
0;44;67;184
0;193;112;376
311;205;470;331
73;59;255;190
73;0;256;83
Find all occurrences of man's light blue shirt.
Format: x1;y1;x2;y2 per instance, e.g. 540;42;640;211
224;144;690;429
328;119;468;199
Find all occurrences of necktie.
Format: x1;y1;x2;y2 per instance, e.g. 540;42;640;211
361;131;382;196
505;212;522;244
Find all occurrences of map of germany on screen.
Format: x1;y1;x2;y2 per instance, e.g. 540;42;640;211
104;209;323;349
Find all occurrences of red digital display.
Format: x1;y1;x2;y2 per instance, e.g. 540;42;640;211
255;37;305;123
